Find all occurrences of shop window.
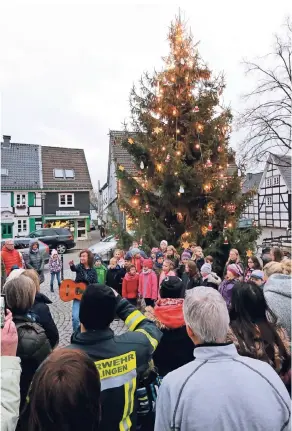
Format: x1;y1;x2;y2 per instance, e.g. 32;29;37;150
16;194;26;205
18;219;27;233
59;193;74;207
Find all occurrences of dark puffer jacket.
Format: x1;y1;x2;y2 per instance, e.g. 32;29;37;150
31;292;59;348
13;314;51;410
144;299;194;377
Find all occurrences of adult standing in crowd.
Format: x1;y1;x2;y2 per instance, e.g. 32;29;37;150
1;310;21;431
27;241;45;284
3;276;51;410
144;276;194;377
223;248;244;278
244;255;262;281
24;269;59;348
1;240;23;277
67;284;162;431
270;246;284;262
69;250;97;332
228;282;291;391
19;349;101;431
264;263;292;339
155;287;291;431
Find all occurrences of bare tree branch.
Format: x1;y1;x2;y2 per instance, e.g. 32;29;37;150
237;18;292;167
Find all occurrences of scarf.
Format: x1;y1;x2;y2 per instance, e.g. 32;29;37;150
154;298;185;329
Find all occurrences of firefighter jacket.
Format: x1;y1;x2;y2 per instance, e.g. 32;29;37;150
67;297;162;431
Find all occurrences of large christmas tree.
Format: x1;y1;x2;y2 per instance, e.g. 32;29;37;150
115;16;259;265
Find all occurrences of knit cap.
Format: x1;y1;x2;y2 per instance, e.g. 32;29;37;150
160;276;184;298
201;263;212;275
143;259;153;269
130;248;141;257
181;251;192;260
250;270;264;281
160;240;168;247
156;252;164;259
227;264;242;277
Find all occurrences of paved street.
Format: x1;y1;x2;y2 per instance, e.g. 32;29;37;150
41;239;127;347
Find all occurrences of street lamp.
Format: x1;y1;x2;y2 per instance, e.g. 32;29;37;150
41;192;46;227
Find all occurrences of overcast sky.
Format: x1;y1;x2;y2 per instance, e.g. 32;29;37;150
1;1;290;188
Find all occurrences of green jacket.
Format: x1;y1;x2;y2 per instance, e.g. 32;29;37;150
95;265;107;285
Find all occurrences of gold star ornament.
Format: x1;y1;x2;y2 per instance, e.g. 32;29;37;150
128;138;134;145
153;127;162;134
118;165;125;171
182;241;190;250
246;249;253;257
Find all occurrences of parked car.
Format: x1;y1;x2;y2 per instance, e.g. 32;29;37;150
90;220;96;231
89;234;147;264
89;235;117;264
1;239;50;264
27;228;75;254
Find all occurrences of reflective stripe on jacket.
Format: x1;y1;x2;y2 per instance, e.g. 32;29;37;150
67;297;162;431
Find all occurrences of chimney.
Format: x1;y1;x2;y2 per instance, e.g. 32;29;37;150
2;135;11;148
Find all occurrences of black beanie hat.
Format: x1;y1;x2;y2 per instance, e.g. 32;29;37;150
160;276;184;299
79;284;117;330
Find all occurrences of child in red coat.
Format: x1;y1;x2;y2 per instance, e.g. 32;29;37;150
122;265;139;306
130;248;144;273
139;259;158;307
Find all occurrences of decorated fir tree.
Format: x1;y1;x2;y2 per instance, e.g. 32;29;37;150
116;16;260;266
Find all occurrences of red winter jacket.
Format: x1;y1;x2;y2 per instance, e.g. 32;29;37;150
139;270;158;300
131;257;144;273
122;273;139;299
1;246;23;275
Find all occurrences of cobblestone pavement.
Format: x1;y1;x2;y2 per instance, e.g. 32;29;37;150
41;268;127;347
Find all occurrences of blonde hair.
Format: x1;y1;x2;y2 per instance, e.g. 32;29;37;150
109;257;117;265
166;245;179;257
263;261;283;278
4;275;36;313
281;259;291;275
114;249;124;258
192;246;204;260
23;269;41;292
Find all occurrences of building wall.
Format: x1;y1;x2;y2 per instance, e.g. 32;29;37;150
1;191;42;237
258;165;290;228
44;191;90;215
108;160;117;205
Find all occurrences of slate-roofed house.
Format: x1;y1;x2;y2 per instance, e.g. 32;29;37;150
41;146;92;240
100;130;137;227
1;135;43;238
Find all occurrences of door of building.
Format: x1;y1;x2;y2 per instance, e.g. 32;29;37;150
2;223;13;239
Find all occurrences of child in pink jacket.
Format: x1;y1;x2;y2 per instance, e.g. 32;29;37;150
139;259;158;307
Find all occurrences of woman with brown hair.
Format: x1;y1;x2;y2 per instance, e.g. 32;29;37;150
244;255;262;281
69;250;97;332
3;275;51;410
24;269;59;348
19;349;101;431
228;282;291;392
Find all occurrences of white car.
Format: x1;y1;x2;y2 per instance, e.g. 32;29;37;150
89;235;117;263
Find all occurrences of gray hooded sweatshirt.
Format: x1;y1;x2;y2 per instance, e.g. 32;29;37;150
264;274;291;339
155;344;291;431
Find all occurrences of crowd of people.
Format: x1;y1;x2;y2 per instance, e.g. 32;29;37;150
1;238;291;430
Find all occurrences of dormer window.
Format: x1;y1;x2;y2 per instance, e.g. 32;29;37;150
54;169;75;179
